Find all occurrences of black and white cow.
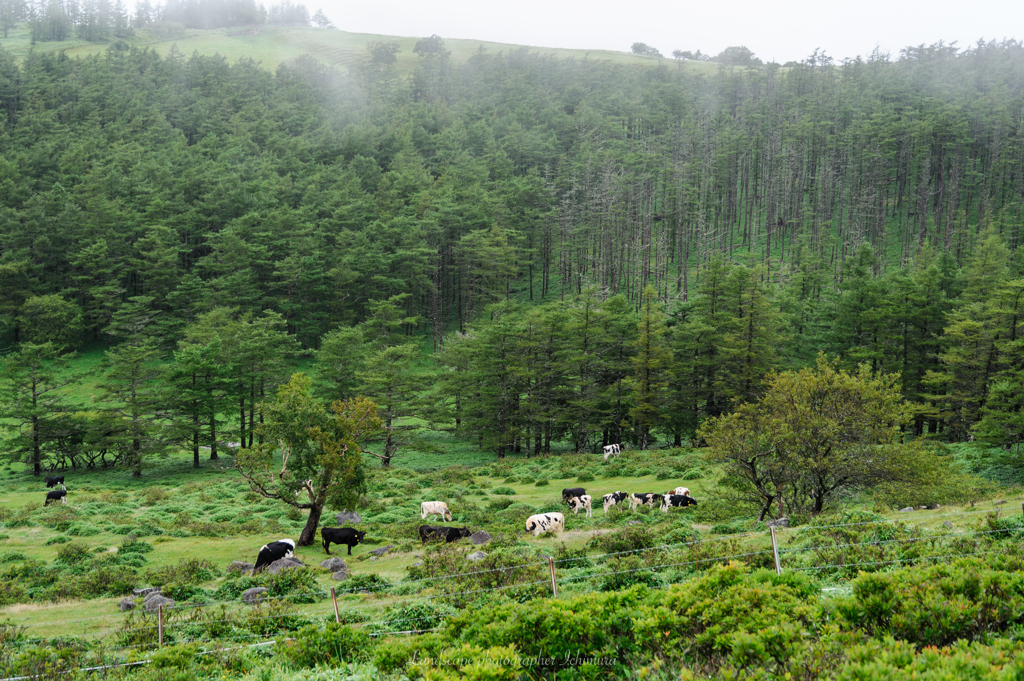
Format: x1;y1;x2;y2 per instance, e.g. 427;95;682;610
569;494;592;518
321;527;366;555
418;526;472;543
525;513;564;536
421;501;453;522
561;487;586;505
629;493;663;511
44;475;65;489
44;489;67;506
602;443;622;461
662;494;698;512
252;539;296;573
602;491;629;515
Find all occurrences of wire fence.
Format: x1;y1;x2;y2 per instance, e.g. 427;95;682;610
4;504;1024;678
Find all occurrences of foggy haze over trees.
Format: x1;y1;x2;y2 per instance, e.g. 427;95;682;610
2;0;324;43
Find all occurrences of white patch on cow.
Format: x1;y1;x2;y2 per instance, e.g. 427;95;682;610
570;495;592;518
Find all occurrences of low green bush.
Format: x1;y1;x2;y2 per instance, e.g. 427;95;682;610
491;487;517;496
281;622;371;668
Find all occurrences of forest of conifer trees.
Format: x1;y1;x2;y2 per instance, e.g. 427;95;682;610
0;34;1022;469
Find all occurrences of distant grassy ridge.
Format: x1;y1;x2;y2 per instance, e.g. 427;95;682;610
0;24;718;74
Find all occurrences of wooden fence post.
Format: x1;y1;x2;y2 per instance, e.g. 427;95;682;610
770;526;782;575
157;604;163;647
331;587;340;624
548;557;558;598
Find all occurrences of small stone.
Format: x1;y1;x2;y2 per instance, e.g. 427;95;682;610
335;511;362;525
263;557;305;575
119;598;135;612
359;590;371;595
331;570;349;581
943;521;954;529
899;507;913;512
228;561;255;573
241;587;268;604
470;530;491;545
627;521;642;526
320;557;348;572
369;545;393;557
467;551;487;561
133;587;160;597
766;517;789;529
994;500;1007;505
411;561;424;567
368;556;377;561
143;595;174;613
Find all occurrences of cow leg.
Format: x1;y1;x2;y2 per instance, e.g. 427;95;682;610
323;540;332;555
347;544;352;555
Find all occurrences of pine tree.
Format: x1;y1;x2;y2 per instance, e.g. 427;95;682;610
626;285;673;449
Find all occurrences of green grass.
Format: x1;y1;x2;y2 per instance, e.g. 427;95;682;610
0;24;721;75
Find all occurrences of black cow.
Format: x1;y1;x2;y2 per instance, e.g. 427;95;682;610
321;527;366;555
44;489;67;506
44;476;65;489
252;539;296;573
561;487;586;505
661;494;698;512
418;525;471;544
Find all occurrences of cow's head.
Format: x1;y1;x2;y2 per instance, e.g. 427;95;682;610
355;530;367;542
525;519;537;533
459;527;471;537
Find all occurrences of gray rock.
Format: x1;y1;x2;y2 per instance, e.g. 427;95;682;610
994;500;1007;505
368;556;377;561
899;507;914;512
627;521;642;526
943;521;954;529
467;551;487;561
335;511;362;525
766;517;789;529
470;531;491;545
331;570;349;581
119;597;135;612
320;557;348;572
241;587;268;604
228;561;255;573
411;561;424;567
264;557;305;575
133;587;160;597
368;545;393;557
143;595;175;613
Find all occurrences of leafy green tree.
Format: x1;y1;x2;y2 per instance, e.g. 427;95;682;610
235;373;381;546
625;285;672;449
0;342;81;475
700;354;913;518
18;294;84;350
313;325;367;403
96;297;168;477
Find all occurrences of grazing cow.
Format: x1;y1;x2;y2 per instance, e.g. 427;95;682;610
602;491;629;515
569;494;592;518
525;513;565;536
252;539;296;573
321;527;366;555
662;494;698;512
561;487;586;505
666;486;691;497
44;476;65;489
420;501;453;522
629;493;663;511
419;526;471;544
44;489;67;506
602;444;622;461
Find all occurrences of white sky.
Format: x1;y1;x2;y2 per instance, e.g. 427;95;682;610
312;0;1023;64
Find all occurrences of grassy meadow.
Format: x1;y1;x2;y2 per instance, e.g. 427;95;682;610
0;24;720;75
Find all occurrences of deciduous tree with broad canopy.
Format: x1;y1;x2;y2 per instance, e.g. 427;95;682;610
699;354;917;519
235;373;382;546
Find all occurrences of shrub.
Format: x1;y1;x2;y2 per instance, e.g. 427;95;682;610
281;623;370;668
119;536;154;555
342;573;392;594
43;536;71;546
145;558;218;587
491;487;517;496
601;555;662;591
590;526;658;556
0;551;26;563
366;601;458;634
79;565;137;597
576;473;595;483
55;543;93;564
487;497;515;511
534;478;550;487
